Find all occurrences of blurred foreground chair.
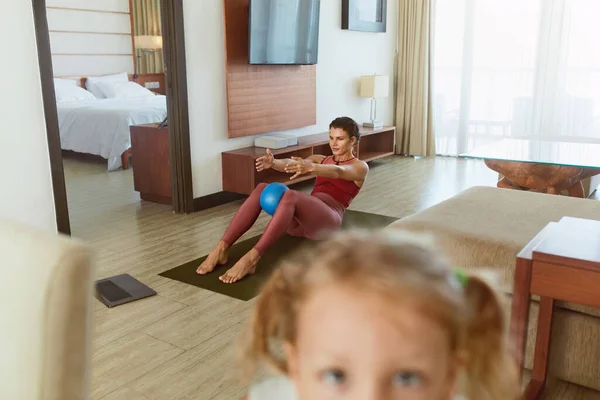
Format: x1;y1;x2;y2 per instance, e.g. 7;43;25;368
0;218;95;400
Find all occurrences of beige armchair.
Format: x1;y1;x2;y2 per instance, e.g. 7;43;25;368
386;186;600;393
0;218;95;400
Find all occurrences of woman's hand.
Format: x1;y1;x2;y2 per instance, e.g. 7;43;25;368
255;149;274;172
285;157;315;180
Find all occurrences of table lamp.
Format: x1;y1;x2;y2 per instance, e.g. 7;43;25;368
135;35;163;51
359;74;389;128
134;35;163;76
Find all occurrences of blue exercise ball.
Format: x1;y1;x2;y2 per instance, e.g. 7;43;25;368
260;182;289;216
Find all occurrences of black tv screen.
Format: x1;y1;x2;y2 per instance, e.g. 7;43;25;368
249;0;321;65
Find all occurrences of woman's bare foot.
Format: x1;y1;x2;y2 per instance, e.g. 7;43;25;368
196;241;229;274
219;248;260;283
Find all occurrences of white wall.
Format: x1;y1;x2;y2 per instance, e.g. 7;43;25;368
46;0;134;76
0;1;57;233
184;0;398;197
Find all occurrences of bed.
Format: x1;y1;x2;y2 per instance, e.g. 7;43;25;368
54;73;168;171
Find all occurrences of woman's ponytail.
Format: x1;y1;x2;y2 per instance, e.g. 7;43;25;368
463;275;520;400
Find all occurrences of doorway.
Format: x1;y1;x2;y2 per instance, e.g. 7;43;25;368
32;0;194;235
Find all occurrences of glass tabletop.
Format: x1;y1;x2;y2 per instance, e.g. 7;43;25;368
461;138;600;169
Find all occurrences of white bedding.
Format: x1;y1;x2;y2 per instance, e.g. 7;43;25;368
57;95;167;171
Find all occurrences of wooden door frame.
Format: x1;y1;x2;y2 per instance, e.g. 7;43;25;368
32;0;194;236
160;0;194;214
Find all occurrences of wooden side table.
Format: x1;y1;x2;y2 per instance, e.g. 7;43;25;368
485;159;600;198
130;123;172;205
510;216;600;399
221;126;395;195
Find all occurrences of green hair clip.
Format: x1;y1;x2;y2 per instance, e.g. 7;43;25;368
453;268;469;288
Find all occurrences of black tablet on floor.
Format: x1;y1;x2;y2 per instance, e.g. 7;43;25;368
95;274;156;308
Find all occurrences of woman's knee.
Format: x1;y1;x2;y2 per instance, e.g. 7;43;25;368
253;182;268;194
279;189;298;206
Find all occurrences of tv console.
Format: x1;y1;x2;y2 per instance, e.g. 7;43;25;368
222;126;396;195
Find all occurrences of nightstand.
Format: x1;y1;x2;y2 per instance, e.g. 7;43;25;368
130;123;171;205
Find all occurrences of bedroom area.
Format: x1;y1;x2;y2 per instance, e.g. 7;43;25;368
47;0;171;233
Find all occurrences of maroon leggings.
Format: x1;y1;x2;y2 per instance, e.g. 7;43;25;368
221;183;344;256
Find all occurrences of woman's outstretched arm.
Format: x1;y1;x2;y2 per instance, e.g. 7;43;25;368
311;160;368;181
285;157;369;182
256;149;324;173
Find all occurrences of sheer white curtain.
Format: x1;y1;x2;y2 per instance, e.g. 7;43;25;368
432;0;600;156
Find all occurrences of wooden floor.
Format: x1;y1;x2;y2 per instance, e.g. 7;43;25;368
63;154;599;400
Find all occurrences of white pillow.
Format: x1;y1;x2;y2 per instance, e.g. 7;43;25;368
85;72;129;98
55;84;96;103
96;81;156;99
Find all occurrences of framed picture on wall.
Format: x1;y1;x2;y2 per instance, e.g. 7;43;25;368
342;0;387;33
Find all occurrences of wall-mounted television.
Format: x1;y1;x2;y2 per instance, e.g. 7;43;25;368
248;0;321;65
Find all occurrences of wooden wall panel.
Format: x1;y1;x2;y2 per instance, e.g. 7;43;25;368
49;31;133;54
223;0;316;139
46;1;135;76
46;8;131;33
46;0;129;13
51;55;133;76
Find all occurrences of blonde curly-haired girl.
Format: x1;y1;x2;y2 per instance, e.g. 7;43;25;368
241;230;519;400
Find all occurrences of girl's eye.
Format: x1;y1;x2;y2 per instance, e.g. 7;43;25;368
321;369;346;386
393;371;423;388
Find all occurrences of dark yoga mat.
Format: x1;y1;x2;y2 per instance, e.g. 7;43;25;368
158;210;398;301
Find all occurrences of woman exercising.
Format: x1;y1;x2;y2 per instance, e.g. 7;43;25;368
196;116;369;283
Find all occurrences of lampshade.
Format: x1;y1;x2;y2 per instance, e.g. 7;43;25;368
134;35;163;50
359;75;389;98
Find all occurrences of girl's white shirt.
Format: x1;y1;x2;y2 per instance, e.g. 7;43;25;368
248;375;298;400
248;375;467;400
